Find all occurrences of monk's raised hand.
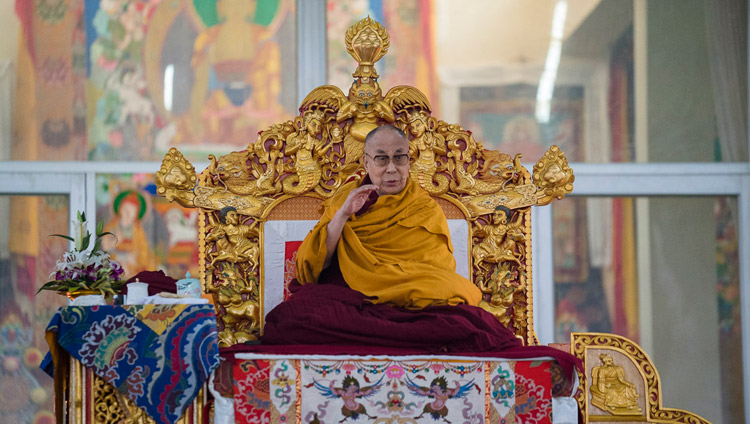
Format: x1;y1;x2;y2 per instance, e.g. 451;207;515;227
339;184;379;217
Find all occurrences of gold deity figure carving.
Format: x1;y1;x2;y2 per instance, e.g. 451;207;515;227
337;79;395;144
408;110;449;195
299;17;431;172
283;109;333;195
590;353;642;414
477;262;521;327
207;264;259;344
205;207;260;269
472;206;524;275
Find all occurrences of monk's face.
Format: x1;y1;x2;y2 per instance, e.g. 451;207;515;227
364;130;410;195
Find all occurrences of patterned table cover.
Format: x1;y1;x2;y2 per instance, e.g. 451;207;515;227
43;304;220;424
230;354;565;424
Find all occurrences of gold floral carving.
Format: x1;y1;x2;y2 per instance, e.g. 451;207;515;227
93;373;125;423
90;368;200;423
155;16;574;346
571;332;710;423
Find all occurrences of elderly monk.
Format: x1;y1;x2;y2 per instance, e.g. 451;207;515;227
260;126;581;380
297;124;481;309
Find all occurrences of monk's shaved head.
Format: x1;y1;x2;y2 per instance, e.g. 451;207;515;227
364;125;407;147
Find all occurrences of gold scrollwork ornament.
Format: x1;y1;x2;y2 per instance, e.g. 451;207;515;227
533;145;574;206
154;147;197;208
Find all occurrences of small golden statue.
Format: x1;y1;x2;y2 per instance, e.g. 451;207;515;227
408;110;449;195
207;264;259;345
283;109;333;195
590;353;642;414
477;263;521;327
205;207;260;270
472;206;524;273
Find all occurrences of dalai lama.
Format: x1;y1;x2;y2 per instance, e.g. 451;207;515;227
260;125;580;377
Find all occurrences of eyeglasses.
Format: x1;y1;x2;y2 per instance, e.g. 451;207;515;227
366;153;410;167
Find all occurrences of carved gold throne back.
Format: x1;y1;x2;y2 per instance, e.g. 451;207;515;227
155;17;574;348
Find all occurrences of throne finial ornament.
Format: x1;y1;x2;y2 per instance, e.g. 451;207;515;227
345;16;390;80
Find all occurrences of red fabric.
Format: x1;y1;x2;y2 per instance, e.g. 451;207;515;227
258;281;581;379
232;359;270;423
283;241;303;301
123;270;177;295
15;0;35;62
515;360;552;423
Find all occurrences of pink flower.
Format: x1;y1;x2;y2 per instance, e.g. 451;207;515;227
385;365;404;379
430;363;444;373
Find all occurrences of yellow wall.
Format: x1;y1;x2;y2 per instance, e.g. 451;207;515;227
0;2;18;62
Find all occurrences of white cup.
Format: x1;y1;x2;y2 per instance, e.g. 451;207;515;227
126;282;149;304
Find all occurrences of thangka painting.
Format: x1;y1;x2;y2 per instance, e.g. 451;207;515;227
714;197;743;422
327;0;439;114
459;84;589;283
1;196;69;422
87;0;297;160
95;173;200;280
15;0;297;162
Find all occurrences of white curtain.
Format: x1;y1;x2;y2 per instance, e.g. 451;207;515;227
0;60;12;259
704;0;748;162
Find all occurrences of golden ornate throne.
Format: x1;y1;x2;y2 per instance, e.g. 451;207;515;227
155;17;709;424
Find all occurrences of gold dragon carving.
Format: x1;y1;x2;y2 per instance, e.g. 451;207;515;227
155;16;574;346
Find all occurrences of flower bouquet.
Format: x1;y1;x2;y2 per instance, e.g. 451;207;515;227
37;211;125;298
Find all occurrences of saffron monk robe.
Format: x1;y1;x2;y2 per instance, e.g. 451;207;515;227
254;125;581;382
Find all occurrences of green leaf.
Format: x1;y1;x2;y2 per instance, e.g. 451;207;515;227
94;232;117;253
50;234;75;242
96;219;104;235
81;233;91;251
36;281;62;294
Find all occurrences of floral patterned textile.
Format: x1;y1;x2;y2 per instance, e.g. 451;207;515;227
42;305;220;424
231;355;554;424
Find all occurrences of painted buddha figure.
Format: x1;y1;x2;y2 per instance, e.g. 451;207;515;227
178;0;286;145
